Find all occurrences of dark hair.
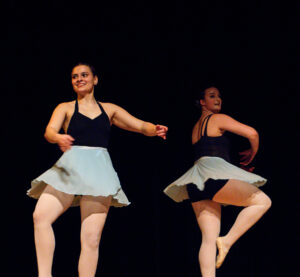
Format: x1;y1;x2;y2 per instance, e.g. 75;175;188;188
194;90;206;109
72;62;97;77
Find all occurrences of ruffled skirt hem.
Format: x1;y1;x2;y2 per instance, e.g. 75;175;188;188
27;146;130;207
163;156;267;203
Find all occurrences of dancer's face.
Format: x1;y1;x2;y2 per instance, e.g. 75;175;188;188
71;65;98;95
200;87;222;113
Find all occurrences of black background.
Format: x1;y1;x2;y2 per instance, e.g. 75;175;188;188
2;1;298;276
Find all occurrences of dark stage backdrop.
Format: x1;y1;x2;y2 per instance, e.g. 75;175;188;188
2;1;298;277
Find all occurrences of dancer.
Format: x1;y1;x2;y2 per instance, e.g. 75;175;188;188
164;87;271;277
27;62;168;277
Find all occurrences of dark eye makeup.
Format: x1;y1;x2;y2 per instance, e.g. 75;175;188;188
71;72;89;79
209;93;221;98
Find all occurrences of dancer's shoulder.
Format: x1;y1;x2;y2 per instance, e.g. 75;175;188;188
211;113;234;122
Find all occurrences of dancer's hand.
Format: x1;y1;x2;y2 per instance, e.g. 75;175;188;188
239;148;255;166
156;125;168;140
56;134;75;152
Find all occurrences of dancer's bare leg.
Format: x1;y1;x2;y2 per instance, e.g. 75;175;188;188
192;200;221;277
33;185;74;277
78;195;111;277
212;179;272;268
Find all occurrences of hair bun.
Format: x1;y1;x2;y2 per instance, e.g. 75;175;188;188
194;99;201;109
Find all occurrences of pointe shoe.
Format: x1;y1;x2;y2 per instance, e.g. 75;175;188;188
216;237;228;269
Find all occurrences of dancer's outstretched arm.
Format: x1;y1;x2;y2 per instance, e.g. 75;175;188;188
105;103;168;139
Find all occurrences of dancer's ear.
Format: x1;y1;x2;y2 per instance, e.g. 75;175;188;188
93;75;98;86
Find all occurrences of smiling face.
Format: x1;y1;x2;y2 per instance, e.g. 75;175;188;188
71;65;98;95
200;87;222;113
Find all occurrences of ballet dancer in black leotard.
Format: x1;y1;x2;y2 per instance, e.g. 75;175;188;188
164;87;271;277
28;63;168;277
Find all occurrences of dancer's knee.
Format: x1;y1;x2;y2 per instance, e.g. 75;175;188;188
251;191;272;211
81;230;102;250
263;194;272;210
33;209;52;227
201;234;219;246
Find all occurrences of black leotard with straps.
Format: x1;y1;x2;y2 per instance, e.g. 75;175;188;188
193;114;231;162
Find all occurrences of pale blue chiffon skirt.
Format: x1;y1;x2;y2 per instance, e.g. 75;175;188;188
164;156;267;202
27;146;130;207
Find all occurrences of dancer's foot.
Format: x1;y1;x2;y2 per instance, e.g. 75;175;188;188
216;237;230;269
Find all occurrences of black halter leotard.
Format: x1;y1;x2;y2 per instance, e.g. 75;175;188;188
67;99;111;148
188;114;230;202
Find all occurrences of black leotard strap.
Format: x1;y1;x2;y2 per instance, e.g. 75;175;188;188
97;101;105;114
198;114;212;139
203;114;213;136
75;99;105;115
75;99;79;112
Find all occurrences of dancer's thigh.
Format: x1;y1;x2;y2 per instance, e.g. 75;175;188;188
212;179;268;207
80;195;111;237
192;200;221;239
33;185;75;223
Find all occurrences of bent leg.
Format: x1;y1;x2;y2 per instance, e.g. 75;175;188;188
78;195;111;277
192;200;221;277
33;185;74;277
212;179;272;268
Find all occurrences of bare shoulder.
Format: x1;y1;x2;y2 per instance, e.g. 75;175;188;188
211;113;231;119
101;102;125;112
99;102;120;118
101;102;117;108
64;100;76;107
56;101;74;109
211;113;234;123
55;101;75;113
192;118;201;132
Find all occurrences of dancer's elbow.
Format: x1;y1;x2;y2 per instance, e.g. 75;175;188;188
248;128;259;140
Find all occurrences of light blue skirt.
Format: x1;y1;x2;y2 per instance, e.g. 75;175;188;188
27;146;130;207
163;156;267;202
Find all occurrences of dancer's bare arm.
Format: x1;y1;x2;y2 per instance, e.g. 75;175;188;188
104;103;168;139
44;103;74;151
214;114;259;164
